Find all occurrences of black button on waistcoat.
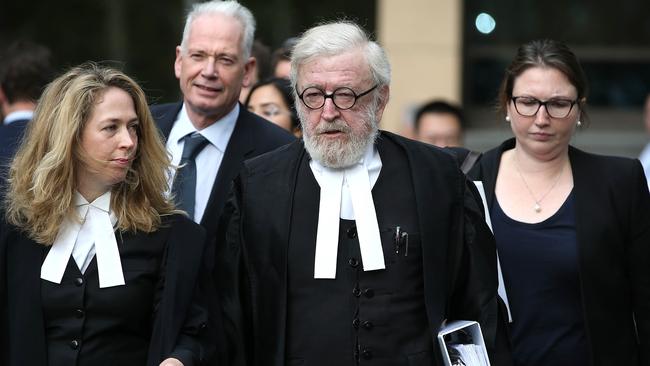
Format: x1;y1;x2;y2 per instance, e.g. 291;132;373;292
69;339;80;350
346;226;357;239
362;320;373;330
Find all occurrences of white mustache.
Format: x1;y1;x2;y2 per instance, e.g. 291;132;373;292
314;120;351;134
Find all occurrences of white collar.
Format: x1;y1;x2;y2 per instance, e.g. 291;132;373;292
310;144;382;219
176;103;239;153
309;144;385;279
41;191;125;288
3;110;33;125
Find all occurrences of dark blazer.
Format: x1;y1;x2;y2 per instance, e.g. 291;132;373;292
218;132;508;366
151;102;294;365
0;118;29;164
0;214;212;366
468;138;650;366
150;102;295;243
0;118;29;186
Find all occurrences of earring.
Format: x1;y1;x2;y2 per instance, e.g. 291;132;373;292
577;120;582;127
505;116;511;122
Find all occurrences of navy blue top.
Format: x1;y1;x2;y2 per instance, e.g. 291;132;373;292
491;191;589;366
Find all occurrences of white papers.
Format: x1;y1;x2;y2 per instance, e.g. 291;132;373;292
448;343;489;366
438;320;490;366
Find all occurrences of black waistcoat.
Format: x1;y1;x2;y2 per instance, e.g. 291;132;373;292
286;138;434;366
41;232;165;366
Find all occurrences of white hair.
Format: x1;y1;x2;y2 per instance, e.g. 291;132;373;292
180;0;255;60
290;21;391;95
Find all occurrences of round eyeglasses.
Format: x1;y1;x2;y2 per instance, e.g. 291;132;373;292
511;96;578;119
297;85;378;110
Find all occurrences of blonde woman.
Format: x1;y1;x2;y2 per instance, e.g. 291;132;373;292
0;63;212;366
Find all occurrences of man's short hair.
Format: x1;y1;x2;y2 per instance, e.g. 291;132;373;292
0;40;54;104
414;100;465;131
180;0;256;60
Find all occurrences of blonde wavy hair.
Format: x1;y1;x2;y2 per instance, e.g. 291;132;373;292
5;62;177;244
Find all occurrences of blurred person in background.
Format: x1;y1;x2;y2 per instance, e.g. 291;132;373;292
0;40;54;164
244;77;300;136
238;40;271;103
0;62;212;366
638;93;650;190
468;39;650;366
413;99;465;147
271;37;297;79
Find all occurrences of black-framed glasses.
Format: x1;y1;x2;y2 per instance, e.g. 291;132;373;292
511;96;578;119
297;84;378;110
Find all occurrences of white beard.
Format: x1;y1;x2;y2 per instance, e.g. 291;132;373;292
299;105;379;168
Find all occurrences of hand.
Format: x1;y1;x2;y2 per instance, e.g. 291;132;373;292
159;358;184;366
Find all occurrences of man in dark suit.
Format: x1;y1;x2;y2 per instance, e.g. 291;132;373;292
151;3;293;363
0;40;53;165
151;0;293;237
218;21;510;366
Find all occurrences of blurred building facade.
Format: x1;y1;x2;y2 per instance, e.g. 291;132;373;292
2;0;648;156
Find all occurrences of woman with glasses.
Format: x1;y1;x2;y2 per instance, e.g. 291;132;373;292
467;39;650;365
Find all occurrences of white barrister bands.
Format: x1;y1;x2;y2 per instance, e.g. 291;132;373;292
41;191;125;288
310;145;385;279
313;169;344;279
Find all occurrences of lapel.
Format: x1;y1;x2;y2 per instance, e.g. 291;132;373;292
154;102;182;141
477;139;515;209
201;107;257;228
567;146;598;287
153;102;257;229
7;233;48;364
377;132;449;329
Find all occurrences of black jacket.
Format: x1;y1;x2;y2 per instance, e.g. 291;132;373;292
218;132;510;365
150;102;295;244
468;138;650;366
0;214;211;366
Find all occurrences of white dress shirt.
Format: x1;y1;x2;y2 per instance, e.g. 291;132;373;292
166;104;238;223
3;110;33;125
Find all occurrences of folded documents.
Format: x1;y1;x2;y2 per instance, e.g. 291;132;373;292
438;320;490;366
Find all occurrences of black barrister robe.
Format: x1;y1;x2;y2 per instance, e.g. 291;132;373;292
0;214;215;366
217;131;509;366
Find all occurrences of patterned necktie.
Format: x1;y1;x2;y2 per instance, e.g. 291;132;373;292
173;132;209;220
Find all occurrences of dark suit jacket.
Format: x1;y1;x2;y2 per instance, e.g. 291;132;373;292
151;102;294;365
0;214;212;366
150;103;294;242
0;118;29;186
0;118;28;164
468;138;650;366
219;132;509;366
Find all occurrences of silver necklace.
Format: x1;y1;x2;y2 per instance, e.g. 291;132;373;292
513;154;565;213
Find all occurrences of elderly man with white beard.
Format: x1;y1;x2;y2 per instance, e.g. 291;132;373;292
216;21;511;366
